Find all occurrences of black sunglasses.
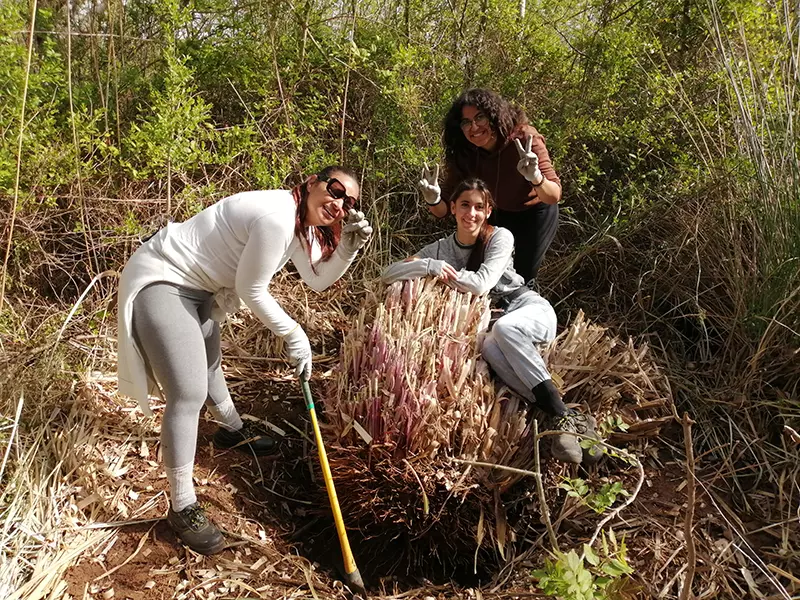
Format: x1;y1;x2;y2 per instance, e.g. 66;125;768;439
317;173;357;211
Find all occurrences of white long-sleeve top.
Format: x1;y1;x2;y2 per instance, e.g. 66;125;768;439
117;190;356;415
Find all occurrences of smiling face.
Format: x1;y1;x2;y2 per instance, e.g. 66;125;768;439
451;188;491;244
303;172;360;227
460;105;498;151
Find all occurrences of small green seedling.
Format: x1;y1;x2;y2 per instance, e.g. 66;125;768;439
559;478;631;514
533;530;634;599
598;414;630;437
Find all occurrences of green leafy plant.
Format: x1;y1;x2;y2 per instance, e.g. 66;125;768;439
559;478;631;514
533;532;635;599
598;414;630;438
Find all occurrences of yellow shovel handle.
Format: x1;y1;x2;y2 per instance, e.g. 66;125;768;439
302;380;366;596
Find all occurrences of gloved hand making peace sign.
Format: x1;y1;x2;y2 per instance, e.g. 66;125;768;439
418;164;442;206
514;135;544;186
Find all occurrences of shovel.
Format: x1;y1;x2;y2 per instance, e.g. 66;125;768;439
301;380;367;598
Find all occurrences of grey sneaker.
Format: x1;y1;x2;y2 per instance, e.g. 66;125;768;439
551;410;597;464
167;503;225;555
213;422;277;456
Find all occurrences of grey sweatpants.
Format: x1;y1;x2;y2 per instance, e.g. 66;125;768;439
481;295;557;401
132;283;231;469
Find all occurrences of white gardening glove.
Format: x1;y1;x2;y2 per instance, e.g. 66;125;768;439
426;259;459;281
426;259;446;277
513;135;544;184
418;164;442;206
283;326;312;381
340;209;372;255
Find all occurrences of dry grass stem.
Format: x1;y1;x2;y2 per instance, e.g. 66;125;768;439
680;413;697;600
0;0;37;311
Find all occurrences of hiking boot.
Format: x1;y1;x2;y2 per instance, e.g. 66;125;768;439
213;421;277;456
167;502;225;555
550;410;598;464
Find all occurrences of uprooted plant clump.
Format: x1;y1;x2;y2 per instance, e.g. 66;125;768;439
313;279;673;581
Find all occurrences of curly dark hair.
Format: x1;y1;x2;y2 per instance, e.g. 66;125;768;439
443;89;527;166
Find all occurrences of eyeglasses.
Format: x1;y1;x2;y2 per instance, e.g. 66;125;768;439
317;173;357;211
460;112;490;131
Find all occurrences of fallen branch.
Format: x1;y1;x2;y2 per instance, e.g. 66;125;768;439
583;444;645;552
533;419;559;551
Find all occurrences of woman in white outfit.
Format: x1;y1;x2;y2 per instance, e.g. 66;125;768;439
117;166;372;554
382;178;597;466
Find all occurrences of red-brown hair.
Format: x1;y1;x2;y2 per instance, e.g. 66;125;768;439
449;178;496;272
291;165;358;264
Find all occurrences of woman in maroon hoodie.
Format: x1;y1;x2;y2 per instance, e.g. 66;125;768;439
420;88;561;283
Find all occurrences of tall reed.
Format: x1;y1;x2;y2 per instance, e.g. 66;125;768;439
709;0;800;352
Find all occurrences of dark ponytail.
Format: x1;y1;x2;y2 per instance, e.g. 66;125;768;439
449;178;496;272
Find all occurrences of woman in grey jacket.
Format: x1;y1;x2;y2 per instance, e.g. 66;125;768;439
383;178;597;465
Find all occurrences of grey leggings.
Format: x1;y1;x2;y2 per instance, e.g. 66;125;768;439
132;283;230;469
